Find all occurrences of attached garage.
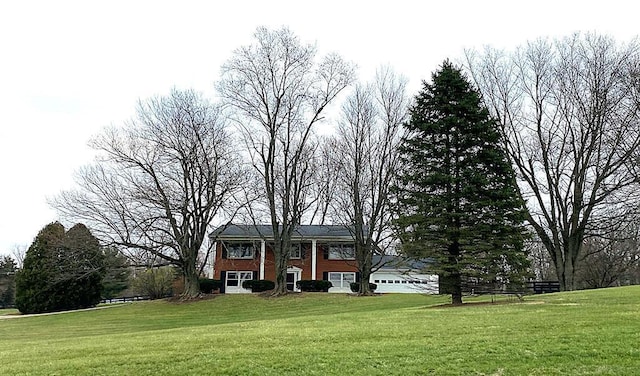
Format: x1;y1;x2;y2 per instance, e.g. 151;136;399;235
370;256;439;294
370;271;438;294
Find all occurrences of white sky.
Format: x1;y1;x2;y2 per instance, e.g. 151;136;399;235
0;0;638;255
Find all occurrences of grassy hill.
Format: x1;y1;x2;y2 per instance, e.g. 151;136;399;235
1;287;639;375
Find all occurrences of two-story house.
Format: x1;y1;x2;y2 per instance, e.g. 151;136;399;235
210;224;361;293
209;224;439;294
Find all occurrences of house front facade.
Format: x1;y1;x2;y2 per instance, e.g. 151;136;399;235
209;224;360;293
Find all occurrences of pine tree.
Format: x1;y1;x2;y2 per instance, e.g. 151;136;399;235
394;60;530;305
15;222;105;314
15;222;65;313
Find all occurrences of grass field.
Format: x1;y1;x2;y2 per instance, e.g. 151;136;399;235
1;287;639;375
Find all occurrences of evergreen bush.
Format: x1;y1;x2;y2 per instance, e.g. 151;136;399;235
241;279;275;292
15;222;105;314
199;278;222;293
296;280;333;292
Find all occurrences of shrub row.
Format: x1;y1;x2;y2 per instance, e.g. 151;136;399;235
349;282;377;293
296;280;333;292
201;279;340;293
241;279;275;292
198;278;222;294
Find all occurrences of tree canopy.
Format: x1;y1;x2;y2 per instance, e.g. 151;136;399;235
466;33;640;290
52;89;247;298
15;222;104;314
394;60;530;304
217;26;355;295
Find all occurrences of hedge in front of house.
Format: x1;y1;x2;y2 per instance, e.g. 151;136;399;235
199;278;222;294
349;282;378;293
296;280;333;292
241;279;275;292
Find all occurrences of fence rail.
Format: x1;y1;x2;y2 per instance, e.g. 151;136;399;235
100;296;151;304
528;281;560;294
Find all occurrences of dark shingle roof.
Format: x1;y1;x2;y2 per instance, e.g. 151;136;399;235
372;255;433;271
209;224;354;241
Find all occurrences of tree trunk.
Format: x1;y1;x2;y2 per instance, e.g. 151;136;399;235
357;249;374;295
271;251;288;296
563;257;576;291
358;270;373;295
181;258;201;299
552;243;578;291
451;272;463;305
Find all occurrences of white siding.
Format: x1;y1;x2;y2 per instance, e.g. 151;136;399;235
370;271;439;294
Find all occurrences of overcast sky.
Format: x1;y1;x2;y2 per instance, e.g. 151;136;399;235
0;0;638;255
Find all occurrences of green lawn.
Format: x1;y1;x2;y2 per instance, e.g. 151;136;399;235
1;288;639;375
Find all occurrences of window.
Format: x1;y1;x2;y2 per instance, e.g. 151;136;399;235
328;272;356;288
226;271;253;287
289;243;302;259
224;242;255;259
327;244;355;260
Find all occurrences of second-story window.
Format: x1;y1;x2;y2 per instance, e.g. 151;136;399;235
328;244;355;260
224;242;255;259
290;243;302;259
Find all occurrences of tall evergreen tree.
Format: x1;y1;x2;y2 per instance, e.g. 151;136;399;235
394;60;530;305
15;222;105;314
15;222;65;313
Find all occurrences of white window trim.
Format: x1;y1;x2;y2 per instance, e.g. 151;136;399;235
328;272;356;288
225;271;254;287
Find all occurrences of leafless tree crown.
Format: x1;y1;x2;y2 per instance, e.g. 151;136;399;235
51;89;247;297
465;33;640;290
217;26;355;294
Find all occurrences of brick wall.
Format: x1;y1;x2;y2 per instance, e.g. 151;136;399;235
214;241;357;281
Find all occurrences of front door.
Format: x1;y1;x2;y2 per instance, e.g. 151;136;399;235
286;268;301;292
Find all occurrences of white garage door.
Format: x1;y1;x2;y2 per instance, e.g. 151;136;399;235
370;272;438;294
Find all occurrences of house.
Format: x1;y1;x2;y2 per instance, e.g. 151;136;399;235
209;224;439;294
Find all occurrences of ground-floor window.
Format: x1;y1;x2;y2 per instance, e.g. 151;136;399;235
226;271;253;287
328;272;356;288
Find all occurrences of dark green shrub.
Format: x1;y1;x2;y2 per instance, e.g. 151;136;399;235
241;279;275;292
296;280;333;292
349;282;377;293
15;222;105;314
199;278;222;293
0;256;17;308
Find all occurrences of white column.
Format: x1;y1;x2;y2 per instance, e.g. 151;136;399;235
311;239;317;280
211;244;217;279
260;240;266;279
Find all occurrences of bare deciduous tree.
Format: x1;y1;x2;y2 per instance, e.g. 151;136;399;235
10;244;26;269
466;33;640;290
328;66;408;295
51;89;246;298
217;26;355;295
576;219;640;289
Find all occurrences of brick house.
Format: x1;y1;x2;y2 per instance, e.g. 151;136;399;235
209;224;361;293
